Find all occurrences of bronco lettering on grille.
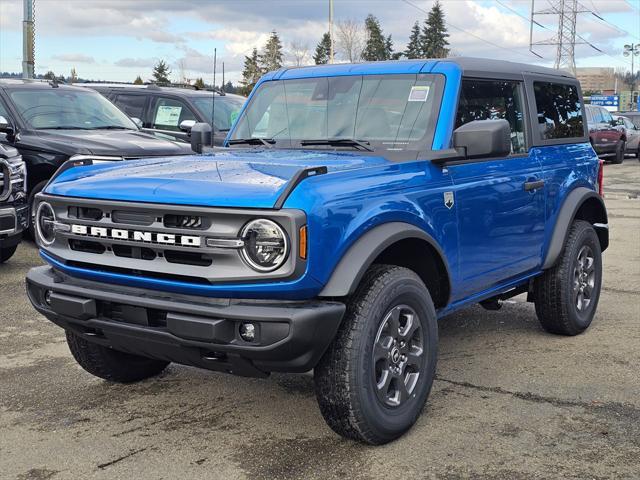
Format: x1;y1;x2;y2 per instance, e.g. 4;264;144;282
70;224;201;247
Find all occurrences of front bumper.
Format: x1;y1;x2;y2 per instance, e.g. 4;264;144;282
0;205;28;247
26;266;345;377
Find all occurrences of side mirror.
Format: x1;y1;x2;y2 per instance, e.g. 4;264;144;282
130;117;143;129
0;115;13;135
179;120;196;133
190;122;212;153
453;119;511;159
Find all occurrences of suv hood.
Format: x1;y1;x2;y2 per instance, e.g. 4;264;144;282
45;149;390;208
21;129;193;157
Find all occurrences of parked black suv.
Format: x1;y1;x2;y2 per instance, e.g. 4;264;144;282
87;84;246;146
0;79;193;236
0;142;27;263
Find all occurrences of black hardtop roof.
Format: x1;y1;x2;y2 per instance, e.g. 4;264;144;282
449;57;575;79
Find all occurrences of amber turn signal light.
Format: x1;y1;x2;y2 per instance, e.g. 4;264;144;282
299;225;307;260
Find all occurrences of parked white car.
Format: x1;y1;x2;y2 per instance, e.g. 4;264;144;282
614;115;640;158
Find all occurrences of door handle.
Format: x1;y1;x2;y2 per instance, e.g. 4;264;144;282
524;179;545;191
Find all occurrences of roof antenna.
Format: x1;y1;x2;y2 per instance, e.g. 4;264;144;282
211;48;217;147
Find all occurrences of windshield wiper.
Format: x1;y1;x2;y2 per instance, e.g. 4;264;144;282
87;126;134;130
228;137;275;147
299;139;373;152
39;126;88;130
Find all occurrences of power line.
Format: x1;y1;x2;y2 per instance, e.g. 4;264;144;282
401;0;541;61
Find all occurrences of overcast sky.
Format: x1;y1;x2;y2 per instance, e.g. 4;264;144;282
0;0;638;84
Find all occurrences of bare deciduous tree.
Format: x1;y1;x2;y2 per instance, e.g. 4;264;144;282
289;40;310;67
336;20;365;63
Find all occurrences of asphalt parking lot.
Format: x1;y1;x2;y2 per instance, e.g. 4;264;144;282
1;158;638;480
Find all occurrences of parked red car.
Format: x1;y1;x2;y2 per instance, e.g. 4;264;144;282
585;104;626;164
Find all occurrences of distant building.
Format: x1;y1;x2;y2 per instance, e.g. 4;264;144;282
576;67;615;92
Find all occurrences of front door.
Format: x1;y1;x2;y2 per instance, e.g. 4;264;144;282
448;78;546;299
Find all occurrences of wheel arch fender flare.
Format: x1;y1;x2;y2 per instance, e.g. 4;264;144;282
542;186;608;270
318;222;452;303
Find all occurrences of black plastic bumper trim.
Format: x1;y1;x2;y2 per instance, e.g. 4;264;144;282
26;266;345;376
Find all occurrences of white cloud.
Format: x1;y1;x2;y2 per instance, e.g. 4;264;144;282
52;53;95;64
114;58;158;68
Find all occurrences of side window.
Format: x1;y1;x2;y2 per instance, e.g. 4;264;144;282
533;82;584;140
455;79;526;154
114;94;147;119
600;108;613;124
0;98;11;121
151;97;197;131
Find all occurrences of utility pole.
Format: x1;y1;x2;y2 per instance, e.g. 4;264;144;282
529;0;588;74
22;0;35;79
329;0;334;64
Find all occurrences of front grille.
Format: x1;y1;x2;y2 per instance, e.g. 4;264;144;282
42;195;302;286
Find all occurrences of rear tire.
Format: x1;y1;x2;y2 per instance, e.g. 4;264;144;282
533;220;602;336
66;331;169;383
314;265;438;444
0;245;17;263
612;140;625;164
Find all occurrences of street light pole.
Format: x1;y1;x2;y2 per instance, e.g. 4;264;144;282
623;43;640;109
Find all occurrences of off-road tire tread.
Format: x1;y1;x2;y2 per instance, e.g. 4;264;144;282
26;180;48;240
533;220;600;336
66;331;169;383
314;264;435;444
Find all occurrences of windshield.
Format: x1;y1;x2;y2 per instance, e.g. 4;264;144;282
230;74;442;153
10;88;137;130
191;95;245;131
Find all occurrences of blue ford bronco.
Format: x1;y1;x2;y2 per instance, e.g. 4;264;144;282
26;58;608;444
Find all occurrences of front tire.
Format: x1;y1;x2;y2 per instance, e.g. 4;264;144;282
314;265;438;444
66;331;169;383
26;180;48;240
533;220;602;336
0;245;17;263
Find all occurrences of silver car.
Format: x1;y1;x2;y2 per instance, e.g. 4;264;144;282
614;115;640;158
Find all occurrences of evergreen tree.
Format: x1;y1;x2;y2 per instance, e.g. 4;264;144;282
385;35;397;60
152;60;171;85
313;32;332;65
421;1;449;58
133;75;144;85
259;31;284;73
405;21;422;59
224;81;236;94
194;77;206;89
240;48;261;96
43;71;56;80
362;15;389;61
69;68;78;83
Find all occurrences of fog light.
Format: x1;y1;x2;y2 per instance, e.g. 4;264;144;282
44;290;52;306
239;322;256;342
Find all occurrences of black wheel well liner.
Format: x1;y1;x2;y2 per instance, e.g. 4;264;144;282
542;187;608;269
27;163;56;192
318;222;451;309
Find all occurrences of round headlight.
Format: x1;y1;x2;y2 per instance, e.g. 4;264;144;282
240;219;289;272
36;202;56;246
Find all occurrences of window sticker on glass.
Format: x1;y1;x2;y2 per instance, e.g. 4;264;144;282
408;85;430;102
155;106;182;126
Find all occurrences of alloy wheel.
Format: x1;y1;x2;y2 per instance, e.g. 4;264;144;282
372;305;425;408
